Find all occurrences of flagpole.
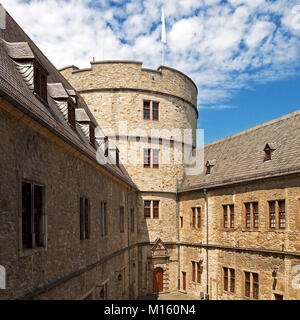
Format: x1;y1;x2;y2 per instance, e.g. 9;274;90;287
161;7;166;66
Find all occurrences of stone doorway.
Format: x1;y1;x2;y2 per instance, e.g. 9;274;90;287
153;267;164;293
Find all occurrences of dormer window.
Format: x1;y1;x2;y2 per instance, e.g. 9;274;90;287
68;100;76;129
34;63;48;102
264;144;275;161
104;137;109;157
89;124;95;146
205;160;215;175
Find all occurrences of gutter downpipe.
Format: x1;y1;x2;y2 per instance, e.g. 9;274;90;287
204;188;209;299
176;178;181;291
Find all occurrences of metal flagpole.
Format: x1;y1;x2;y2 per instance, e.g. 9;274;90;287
161;7;167;65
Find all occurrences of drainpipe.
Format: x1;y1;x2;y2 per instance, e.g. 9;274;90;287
176;178;180;291
127;187;131;299
203;188;209;299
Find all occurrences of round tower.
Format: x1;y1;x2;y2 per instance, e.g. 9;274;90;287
60;60;198;295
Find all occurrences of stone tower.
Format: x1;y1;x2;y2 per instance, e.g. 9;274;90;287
60;60;198;295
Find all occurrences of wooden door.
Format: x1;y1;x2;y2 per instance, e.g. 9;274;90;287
153;267;163;293
182;272;187;291
274;294;283;300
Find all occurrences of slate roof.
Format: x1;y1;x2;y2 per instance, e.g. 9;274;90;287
180;110;300;192
0;9;136;189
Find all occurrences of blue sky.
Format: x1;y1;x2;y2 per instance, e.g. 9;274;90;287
1;0;300;144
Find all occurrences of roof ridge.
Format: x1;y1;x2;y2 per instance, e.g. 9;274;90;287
204;109;300;148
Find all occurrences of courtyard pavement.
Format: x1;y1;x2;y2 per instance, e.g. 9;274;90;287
137;292;200;300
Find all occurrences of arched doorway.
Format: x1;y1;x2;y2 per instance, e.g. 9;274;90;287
153;267;163;294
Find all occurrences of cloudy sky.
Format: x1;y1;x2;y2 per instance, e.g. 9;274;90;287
1;0;300;143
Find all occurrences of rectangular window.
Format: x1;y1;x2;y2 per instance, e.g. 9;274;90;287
192;262;196;282
180;216;183;228
278;200;286;229
100;201;108;236
22;182;45;249
144;200;151;218
80;197;90;240
245;272;251;297
34;65;48;102
153;201;159;219
223;267;228;291
120;206;125;233
68;101;76;129
152;149;159;168
143;101;150;120
253;273;259;299
197;263;201;284
152;102;159;121
90;124;95;145
130;208;135;233
192;208;196;228
245;203;251;229
223;205;228;228
253;202;259;229
143;149;151;168
230;205;234;228
269;201;276;229
197;207;201;229
230;269;235;293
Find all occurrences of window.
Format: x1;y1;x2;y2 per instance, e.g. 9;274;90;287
253;202;259;229
245;202;259;229
144;200;151;218
191;207;201;229
100;201;108;236
104;136;109;157
223;205;228;228
143;100;159;121
120;206;125;233
130;208;135;233
180;216;183;228
244;271;259;299
152;149;159;168
144;200;160;219
192;262;196;282
197;207;201;228
68;101;76;129
264;144;272;161
223;267;228;291
230;205;234;228
245;203;251;229
144;149;159;168
269;200;285;229
153;201;159;219
143;101;150;120
197;263;201;284
278;200;286;229
143;149;151;168
223;205;234;229
89;124;95;145
253;273;259;299
116;149;120;167
80;197;90;240
245;272;251;297
34;64;47;102
192;208;196;228
230;269;235;293
206;165;211;175
22;182;45;249
152;102;159;121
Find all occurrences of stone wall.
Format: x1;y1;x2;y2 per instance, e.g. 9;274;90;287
0;103;139;300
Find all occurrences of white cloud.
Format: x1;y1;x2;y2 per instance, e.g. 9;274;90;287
1;0;300;110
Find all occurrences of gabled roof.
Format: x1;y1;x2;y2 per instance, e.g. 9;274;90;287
47;83;69;99
0;8;137;190
180;110;300;192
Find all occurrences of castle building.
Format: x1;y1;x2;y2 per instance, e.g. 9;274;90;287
0;8;300;300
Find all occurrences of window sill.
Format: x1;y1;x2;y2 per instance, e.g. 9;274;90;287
241;229;261;232
223;229;236;232
19;247;46;257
